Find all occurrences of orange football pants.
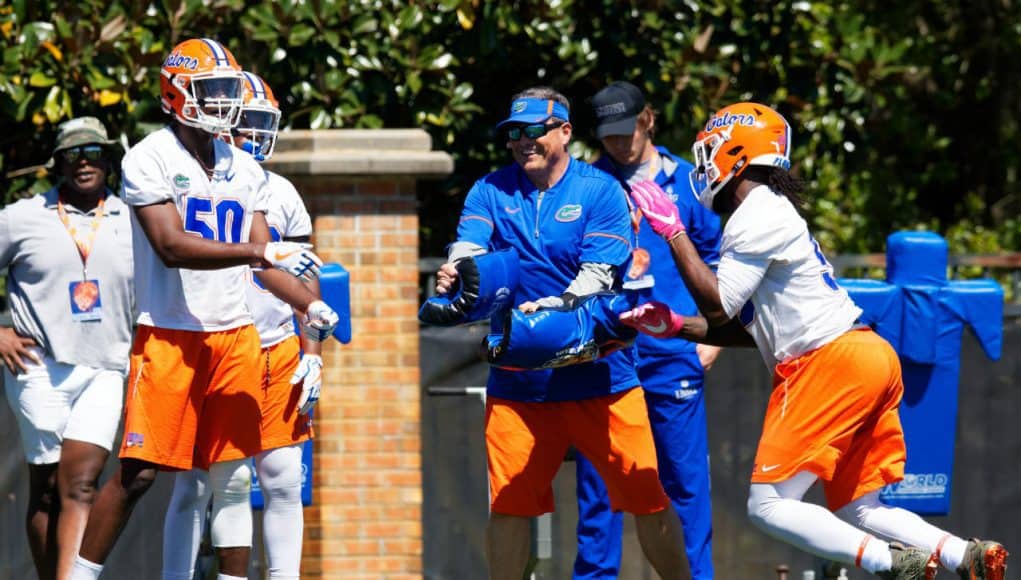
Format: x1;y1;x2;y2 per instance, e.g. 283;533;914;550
120;324;263;470
752;328;907;511
258;335;313;452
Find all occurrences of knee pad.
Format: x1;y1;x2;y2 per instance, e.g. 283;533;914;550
209;459;253;548
256;446;303;501
418;249;519;326
484;292;638;370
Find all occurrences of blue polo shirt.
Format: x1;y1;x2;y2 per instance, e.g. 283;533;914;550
457;157;640;402
594;146;722;395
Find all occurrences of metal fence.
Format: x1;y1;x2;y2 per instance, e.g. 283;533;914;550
420;252;1021;317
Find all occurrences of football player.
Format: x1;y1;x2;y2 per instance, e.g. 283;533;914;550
70;39;337;580
161;71;321;580
622;102;1008;580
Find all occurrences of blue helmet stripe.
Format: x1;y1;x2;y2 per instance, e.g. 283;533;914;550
243;72;266;99
201;38;229;66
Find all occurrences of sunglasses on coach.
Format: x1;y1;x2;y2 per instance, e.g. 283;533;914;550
505;121;565;141
59;145;106;165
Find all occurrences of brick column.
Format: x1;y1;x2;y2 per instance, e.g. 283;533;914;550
265;130;453;579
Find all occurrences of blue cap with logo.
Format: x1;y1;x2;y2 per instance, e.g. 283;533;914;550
497;98;571;128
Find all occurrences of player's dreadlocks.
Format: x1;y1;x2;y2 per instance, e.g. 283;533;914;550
742;166;806;211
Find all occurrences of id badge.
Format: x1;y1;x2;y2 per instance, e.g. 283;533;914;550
69;279;103;322
623;248;655;290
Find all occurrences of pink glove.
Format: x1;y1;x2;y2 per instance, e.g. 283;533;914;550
630;180;686;240
619;301;685;338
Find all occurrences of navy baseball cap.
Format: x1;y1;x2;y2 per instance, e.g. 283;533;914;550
591;81;646;138
497;97;571;129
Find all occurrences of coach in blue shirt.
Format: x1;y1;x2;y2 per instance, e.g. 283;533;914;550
573;81;723;580
433;86;686;580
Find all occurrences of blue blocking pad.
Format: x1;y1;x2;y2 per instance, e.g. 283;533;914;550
484;292;639;370
837;279;902;352
418;249;520;327
320;262;352;344
841;231;1003;515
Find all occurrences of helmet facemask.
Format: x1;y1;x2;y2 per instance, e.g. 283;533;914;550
226;105;280;162
689;127;744;211
166;70;245;134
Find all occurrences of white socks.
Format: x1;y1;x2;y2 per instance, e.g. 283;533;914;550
857;535;894;573
257;444;305;579
70;556;104;580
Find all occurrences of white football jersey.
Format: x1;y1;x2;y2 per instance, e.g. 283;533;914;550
246;170;313;348
716;185;862;368
122;127;270;331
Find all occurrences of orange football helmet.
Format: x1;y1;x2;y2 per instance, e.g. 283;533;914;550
689;102;791;210
223;72;281;162
160;38;245;134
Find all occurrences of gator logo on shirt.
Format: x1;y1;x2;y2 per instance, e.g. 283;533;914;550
555;204;582;222
172;174;190;192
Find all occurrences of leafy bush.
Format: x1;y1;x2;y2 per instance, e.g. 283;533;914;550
1;0;1017;258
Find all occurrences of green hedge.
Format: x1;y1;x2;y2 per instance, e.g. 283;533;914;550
2;0;1018;257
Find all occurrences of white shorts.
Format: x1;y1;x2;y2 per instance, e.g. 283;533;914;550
3;347;126;464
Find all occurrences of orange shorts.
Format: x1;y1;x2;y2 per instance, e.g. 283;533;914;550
259;336;313;452
752;328;907;511
486;388;670;517
120;325;263;471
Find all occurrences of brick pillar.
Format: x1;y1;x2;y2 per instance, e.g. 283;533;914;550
265;130;453;579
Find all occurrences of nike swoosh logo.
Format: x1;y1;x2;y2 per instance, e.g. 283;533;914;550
641;207;676;225
761;464;781;472
504;206;521;214
642;320;668;333
274;249;300;261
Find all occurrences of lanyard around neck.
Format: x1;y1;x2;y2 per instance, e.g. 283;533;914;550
56;194;106;279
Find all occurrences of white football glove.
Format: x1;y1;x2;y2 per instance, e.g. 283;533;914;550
263;241;322;281
302;300;339;342
290;354;323;415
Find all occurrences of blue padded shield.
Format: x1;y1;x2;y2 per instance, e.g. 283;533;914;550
841;231;1004;515
484;292;639;370
319;263;352;344
418;249;520;327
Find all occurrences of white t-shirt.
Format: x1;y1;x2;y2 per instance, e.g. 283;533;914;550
121;126;270;331
717;185;862;368
246;170;313;348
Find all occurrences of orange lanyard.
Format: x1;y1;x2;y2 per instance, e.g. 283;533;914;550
57;195;106;279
